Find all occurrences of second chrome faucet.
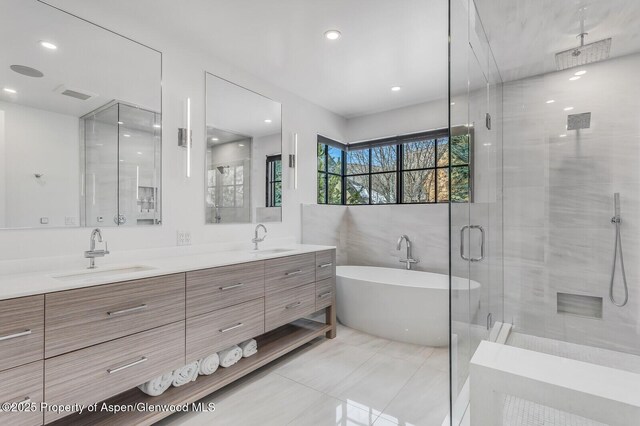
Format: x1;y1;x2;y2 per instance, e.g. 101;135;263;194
252;224;267;250
397;235;419;270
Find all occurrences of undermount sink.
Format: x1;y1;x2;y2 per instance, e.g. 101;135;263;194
52;265;156;282
252;248;295;257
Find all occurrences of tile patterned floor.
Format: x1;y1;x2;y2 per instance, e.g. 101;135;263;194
502;395;607;426
157;323;450;426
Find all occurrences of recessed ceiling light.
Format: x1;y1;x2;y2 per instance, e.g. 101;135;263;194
137;151;142;155
574;70;587;76
450;102;455;106
483;143;492;146
210;137;219;141
3;87;17;94
546;99;555;104
559;134;567;138
153;124;161;128
569;76;581;81
123;134;131;138
239;144;245;147
564;106;574;111
40;41;57;50
117;121;124;125
119;159;124;162
324;30;341;40
391;86;402;92
264;119;272;123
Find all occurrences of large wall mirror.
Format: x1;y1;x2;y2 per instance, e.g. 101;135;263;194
205;73;282;224
0;0;162;229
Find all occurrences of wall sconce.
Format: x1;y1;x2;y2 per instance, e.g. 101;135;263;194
289;132;298;189
178;97;192;178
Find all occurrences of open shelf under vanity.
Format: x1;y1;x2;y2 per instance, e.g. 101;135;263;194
50;319;332;426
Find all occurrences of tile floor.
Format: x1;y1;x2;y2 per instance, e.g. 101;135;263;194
158;323;450;426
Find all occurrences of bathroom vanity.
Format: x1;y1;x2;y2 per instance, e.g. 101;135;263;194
0;246;336;425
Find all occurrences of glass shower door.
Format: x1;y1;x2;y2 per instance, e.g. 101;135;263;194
450;0;504;424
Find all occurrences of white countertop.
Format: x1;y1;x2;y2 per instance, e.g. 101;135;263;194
0;243;335;301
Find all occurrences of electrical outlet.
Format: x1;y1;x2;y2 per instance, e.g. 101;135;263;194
176;230;191;246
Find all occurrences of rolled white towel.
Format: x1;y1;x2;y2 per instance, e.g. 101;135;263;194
198;353;220;376
218;345;242;368
138;371;174;396
238;339;258;358
172;361;200;387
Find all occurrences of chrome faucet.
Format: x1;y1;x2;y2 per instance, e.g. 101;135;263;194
397;235;419;270
252;224;267;250
85;228;109;269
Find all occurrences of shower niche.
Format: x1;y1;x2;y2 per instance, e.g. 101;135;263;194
82;102;162;226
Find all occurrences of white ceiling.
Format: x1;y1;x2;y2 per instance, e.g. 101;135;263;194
0;0;160;118
44;0;449;119
474;0;640;82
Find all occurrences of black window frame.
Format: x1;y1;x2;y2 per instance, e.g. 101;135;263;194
265;154;282;207
317;136;345;205
317;127;473;205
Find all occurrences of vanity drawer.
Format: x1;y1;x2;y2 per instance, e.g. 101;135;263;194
186;261;264;317
45;273;185;357
187;298;264;361
265;253;316;293
315;250;336;282
0;295;44;372
0;361;43;426
265;283;315;332
315;277;336;311
44;321;184;423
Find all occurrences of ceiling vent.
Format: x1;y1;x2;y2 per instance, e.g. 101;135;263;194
54;85;95;101
61;89;92;100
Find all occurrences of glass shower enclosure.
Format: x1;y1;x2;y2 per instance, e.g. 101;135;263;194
449;0;504;423
82;101;161;227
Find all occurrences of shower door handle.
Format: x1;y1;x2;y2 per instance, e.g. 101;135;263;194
460;225;471;261
460;225;485;262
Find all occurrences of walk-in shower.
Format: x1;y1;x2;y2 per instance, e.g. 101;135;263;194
451;0;640;424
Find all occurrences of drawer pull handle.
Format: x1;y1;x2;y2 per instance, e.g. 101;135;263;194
220;323;244;333
107;304;147;317
318;263;333;268
285;269;302;276
285;301;302;309
2;396;31;408
318;291;333;299
107;356;148;374
0;329;31;342
220;283;244;291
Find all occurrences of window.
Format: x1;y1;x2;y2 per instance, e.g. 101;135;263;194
317;137;344;204
317;129;471;205
207;161;244;208
266;155;282;207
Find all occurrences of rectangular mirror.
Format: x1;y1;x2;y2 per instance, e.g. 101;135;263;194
205;73;282;224
0;0;162;229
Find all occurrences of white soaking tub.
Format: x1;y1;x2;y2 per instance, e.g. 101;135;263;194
336;266;481;347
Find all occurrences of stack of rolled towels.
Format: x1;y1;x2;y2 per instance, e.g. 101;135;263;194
138;338;258;396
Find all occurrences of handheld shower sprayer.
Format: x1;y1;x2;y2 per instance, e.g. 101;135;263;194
609;193;629;307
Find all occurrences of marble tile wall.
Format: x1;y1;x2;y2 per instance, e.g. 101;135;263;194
503;53;640;355
301;204;449;275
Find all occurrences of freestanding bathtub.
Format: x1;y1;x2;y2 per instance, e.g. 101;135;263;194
336;266;480;347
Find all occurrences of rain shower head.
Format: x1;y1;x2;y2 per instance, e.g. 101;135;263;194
555;38;611;70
